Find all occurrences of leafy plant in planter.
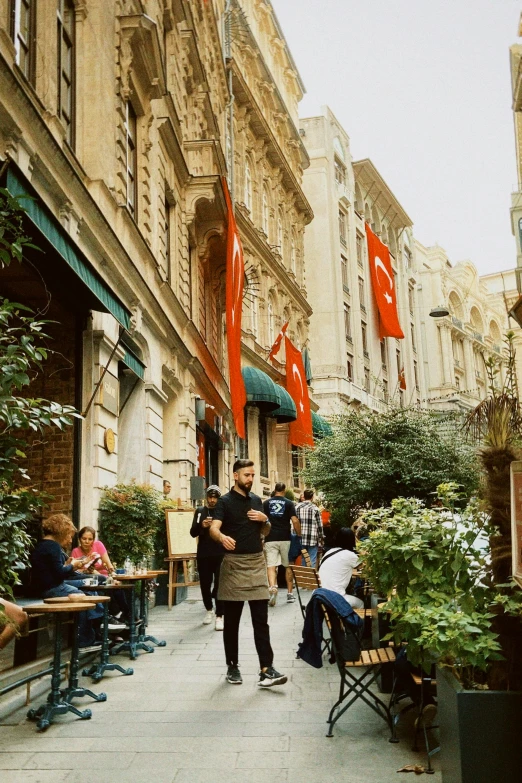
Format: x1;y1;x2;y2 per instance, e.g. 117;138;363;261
359;484;504;686
99;482;164;567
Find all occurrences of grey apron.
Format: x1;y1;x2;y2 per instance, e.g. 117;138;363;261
218;552;269;601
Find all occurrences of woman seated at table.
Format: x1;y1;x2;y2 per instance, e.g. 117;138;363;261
318;527;364;610
30;514;104;651
71;526;129;622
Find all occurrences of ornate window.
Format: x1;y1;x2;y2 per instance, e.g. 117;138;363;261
11;0;35;82
124;102;137;216
259;415;269;478
267;296;275;346
346;354;354;382
341;254;349;290
244;158;252;212
57;0;75;146
262;185;269;235
356;232;364;267
344;304;351;341
290;230;297;274
339;209;347;246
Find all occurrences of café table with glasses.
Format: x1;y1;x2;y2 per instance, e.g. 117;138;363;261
110;570;168;660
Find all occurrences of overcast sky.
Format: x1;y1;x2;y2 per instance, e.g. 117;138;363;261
272;0;521;275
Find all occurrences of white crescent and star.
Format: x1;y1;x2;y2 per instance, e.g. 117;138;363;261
292;361;306;414
374;255;394;305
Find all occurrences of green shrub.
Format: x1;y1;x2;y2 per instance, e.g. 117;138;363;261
99;483;164;567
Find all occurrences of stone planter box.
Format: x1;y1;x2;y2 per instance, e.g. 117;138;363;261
438;666;522;783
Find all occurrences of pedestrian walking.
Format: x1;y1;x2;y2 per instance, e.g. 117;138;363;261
210;459;287;687
190;485;224;631
295;489;324;568
263;483;301;606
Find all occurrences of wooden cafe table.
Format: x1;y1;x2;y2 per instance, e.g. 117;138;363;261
110;571;167;659
25;602;102;731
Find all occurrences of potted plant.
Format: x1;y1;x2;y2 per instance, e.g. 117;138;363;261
99;482;164;568
360;484;522;783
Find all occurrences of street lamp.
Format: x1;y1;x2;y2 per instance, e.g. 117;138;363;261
429;305;450;318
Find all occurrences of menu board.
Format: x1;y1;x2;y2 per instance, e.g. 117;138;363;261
510;461;522;588
165;509;197;557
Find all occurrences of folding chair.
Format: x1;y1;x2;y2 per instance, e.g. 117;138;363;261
321;602;397;741
291;565;332;658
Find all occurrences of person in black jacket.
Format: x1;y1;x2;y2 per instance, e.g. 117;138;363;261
190;485;224;630
30;514;104;651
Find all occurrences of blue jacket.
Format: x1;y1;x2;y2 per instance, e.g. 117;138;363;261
297;587;363;669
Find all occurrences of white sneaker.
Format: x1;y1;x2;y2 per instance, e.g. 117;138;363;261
268;587;278;607
203;610;214;625
215;616;224;631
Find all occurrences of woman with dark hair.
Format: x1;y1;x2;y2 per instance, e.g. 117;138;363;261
71;526;115;576
318;527;363;609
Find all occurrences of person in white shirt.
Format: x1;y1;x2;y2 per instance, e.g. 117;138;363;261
318;528;364;609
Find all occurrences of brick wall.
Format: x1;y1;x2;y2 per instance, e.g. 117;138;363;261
23;308;78;517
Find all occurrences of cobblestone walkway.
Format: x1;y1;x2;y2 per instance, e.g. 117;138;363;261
0;589;440;782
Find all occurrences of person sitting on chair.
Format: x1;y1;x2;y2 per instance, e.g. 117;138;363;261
318;527;363;609
0;599;28;650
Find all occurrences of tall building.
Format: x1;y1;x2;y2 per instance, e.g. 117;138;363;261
0;0;314;519
300;106;425;417
416;244;510;411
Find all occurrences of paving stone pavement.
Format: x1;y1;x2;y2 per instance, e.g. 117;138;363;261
0;588;440;782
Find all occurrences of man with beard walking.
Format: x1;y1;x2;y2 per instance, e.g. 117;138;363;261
210;459;287;687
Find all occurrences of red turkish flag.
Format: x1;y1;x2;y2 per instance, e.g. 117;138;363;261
223;177;246;439
268;320;289;361
285;336;314;448
365;223;404;339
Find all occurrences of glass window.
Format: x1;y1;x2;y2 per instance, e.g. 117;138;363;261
237;411;249;460
244;158;252;212
364;367;370;392
359;277;365;310
383;378;388;401
411;323;416;352
12;0;35;82
125;102;137;216
339;209;347;245
262;185;269;235
334;158;346;186
361;322;368;354
404;246;412;270
57;0;74;145
267;297;275;346
414;360;420;391
356;233;364;267
344;304;351;340
259;415;269;478
380;339;387;370
164;195;171;281
396;349;401;374
408;286;415;315
341;254;349;290
346;354;353;382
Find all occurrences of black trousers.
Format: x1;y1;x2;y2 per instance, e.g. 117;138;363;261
198;555;224;616
223;599;273;669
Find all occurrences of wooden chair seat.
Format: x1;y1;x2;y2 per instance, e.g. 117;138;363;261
345;646;396;667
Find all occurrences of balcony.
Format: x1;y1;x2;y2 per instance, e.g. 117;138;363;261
473;331;484;343
340;235;347;248
452;316;464;330
343;284;350;294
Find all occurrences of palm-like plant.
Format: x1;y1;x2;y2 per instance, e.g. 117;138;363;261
465;332;522;689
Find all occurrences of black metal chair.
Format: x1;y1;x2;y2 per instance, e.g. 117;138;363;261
321;601;397;741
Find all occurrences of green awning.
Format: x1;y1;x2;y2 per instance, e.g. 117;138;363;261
242;367;280;413
312;411;333;438
270;385;297;423
121;348;145;379
6;164;131;329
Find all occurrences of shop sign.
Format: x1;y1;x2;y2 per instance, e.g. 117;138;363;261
98;371;119;415
510;461;522;588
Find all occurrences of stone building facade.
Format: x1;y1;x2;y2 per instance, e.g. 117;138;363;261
416;244;510;412
300;106;426;417
0;0;311;524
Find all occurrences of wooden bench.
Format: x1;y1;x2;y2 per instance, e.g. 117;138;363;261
320;602;398;741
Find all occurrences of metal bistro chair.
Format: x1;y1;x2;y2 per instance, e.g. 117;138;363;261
321;601;397;741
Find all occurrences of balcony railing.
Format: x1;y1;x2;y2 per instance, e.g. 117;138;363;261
343;284;350;294
452;316;464;330
473;331;484;343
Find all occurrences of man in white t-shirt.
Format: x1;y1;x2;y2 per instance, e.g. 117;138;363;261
318;528;364;609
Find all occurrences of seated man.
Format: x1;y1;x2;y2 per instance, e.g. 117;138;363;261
30;513;105;652
0;598;28;650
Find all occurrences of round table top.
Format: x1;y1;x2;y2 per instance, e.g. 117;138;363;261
114;572;163;581
81;583;133;591
44;595;111;604
25;603;96;614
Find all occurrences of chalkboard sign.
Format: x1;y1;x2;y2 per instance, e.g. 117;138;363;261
165;509;197;557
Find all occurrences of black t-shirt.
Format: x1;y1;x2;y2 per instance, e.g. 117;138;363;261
263;496;297;542
190;505;224;558
212;488;265;554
